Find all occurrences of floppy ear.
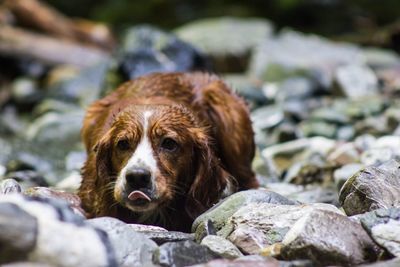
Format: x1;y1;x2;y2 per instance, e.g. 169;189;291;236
94;131;114;186
185;129;235;219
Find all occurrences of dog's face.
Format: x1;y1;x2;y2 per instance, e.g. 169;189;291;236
94;104;224;215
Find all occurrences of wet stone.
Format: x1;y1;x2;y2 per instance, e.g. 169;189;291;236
200;235;243;259
339;159;400;216
154;240;219;267
281;209;380;266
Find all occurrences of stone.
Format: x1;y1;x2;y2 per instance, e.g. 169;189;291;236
281;209;380;266
188;257;281;267
87;217;158;267
118;25;209;80
154;240;219;267
201;235;243;259
333;163;364;191
0;179;22;194
0;194;116;267
339;160;400;216
327;142;360;165
334;64;379;99
251;105;284;131
275;77;317;102
23;187;85;218
223;203;342;254
283;159;334;185
0;202;37;264
192;189;298;241
359;208;400;257
5;170;49;189
362;47;400;69
175;17;272;72
285;186;339;206
249;30;363;87
299;120;337;138
261;137;336;178
11;77;42;106
139;230;194;245
358;258;400;267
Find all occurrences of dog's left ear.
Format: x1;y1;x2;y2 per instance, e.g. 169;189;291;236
185;129;234;219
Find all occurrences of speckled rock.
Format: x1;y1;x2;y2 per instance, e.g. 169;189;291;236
281;209;380;266
339;159;400;216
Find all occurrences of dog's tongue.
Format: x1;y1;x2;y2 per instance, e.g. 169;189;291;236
128;190;151;202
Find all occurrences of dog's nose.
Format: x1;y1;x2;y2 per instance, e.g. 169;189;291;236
125;167;152;189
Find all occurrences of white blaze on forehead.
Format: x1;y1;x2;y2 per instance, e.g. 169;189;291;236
120;110;157;178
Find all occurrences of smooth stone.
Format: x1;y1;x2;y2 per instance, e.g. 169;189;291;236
154;240;219;267
192;189;298;241
339;160;400;216
299;120;337;138
224;203;342;254
310;107;351;124
285;186;339;206
359;208;400;257
327;142;360;165
334;64;379;99
175;17;272;72
0;178;22;194
251;105;284;131
281;209;380;266
118;25;209;80
362;47;400;69
201;235;243;259
23;187;85;218
11;78;42;105
5;170;49;189
275;77;317;102
87;217;158;267
333;163;364;191
261;137;336;178
0;202;37;264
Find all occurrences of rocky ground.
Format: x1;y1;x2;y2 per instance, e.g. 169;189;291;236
1;17;400;267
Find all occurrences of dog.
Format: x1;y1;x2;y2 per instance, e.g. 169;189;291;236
78;72;258;232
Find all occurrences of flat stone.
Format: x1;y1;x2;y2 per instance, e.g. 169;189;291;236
192;189;298;241
281;209;380;266
87;217;158;267
339;160;400;216
154;240;219;267
201;235;243;259
359;208;400;257
0;202;37;264
224;203;342;254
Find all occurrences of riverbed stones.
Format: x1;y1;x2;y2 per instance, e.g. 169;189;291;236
280;209;380;266
201;235;243;259
339;159;400;216
223;203;342;254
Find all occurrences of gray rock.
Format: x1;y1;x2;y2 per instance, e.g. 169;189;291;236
11;78;42;106
224;203;342;254
261;137;336;178
276;77;317;102
175;17;272;72
87;217;158;267
334;64;379;99
154;240;219;267
327;142;360;165
285;186;339;205
118;25;209;80
201;235;243;259
362;47;400;69
251;105;284;131
299;120;337;138
249;30;363;87
0;202;37;264
188;257;281;267
192;189;298;241
5;170;48;189
358;257;400;267
333;163;364;191
138;230;194;245
359;208;400;257
0;179;22;194
281;209;380;266
283;159;334;185
339;160;400;216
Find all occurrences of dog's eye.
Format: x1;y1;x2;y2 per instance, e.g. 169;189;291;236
116;139;130;151
160;138;178;152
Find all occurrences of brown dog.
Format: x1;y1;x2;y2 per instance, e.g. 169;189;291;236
78;72;258;231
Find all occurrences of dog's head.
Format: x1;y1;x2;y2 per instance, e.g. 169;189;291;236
93;104;232;218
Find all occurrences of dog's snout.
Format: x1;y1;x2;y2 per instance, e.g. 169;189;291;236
125;167;152;189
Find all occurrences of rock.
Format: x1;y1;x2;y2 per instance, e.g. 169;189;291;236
281;209;380;266
249;30;363;87
261;137;336;178
11;77;42;106
188;257;281;267
334;64;379;98
310;106;351;125
0;194;116;267
339;160;400;216
54;171;82;192
5;170;48;189
201;235;243;259
283;159;334;185
358;258;400;267
223;203;342;254
87;217;158;267
154;240;219;267
299;120;337;138
23;187;85;218
64;151;86;172
333;163;364;191
175;17;272;72
344;97;386;120
0;179;22;194
275;77;318;103
327;142;360;165
285;186;339;205
0;202;37;264
251;105;284;131
118;25;209;80
359;208;400;257
135;229;194;245
360;136;400;166
362;47;400;69
192;189;298;241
